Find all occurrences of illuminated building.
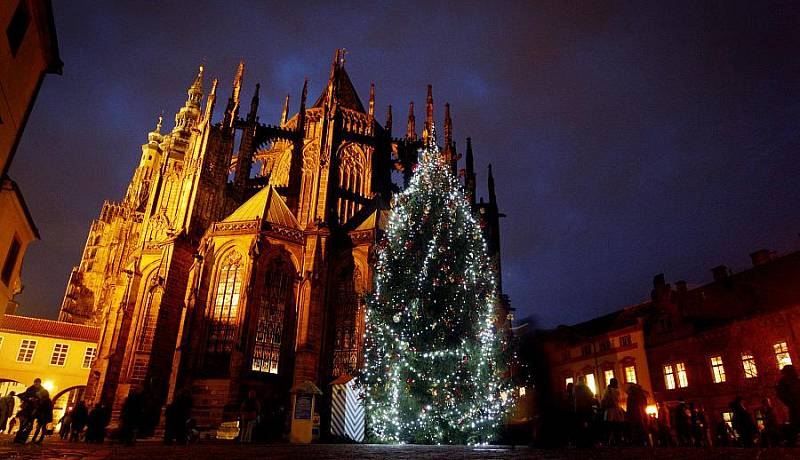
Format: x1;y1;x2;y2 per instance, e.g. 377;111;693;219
58;50;506;435
0;0;61;318
0;314;99;423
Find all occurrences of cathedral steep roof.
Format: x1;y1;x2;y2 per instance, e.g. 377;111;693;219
223;186;299;229
312;66;366;113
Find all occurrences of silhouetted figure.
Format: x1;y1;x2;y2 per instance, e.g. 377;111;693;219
715;420;733;446
14;378;47;443
119;389;144;445
0;391;15;433
656;401;673;446
31;395;53;444
695;404;711;447
600;378;625;446
626;383;649;446
730;396;757;447
760;397;780;447
239;390;260;443
86;403;110;443
777;364;800;446
164;389;193;445
58;408;72;440
674;400;692;446
70;401;88;442
573;377;595;447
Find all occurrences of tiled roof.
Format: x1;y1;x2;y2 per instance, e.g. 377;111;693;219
0;315;100;343
223;186;299;229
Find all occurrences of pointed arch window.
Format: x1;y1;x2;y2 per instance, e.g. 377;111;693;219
136;284;159;353
251;259;294;374
332;266;363;376
207;252;243;353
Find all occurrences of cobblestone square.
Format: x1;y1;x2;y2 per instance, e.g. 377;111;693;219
0;438;798;460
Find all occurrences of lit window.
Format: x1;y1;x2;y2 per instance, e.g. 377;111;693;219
624;365;637;384
519;386;526;396
722;411;733;430
50;343;69;366
16;339;36;362
676;362;688;388
585;373;597;395
711;356;726;383
774;342;792;369
207;253;243;353
251;260;293;374
741;353;758;379
604;369;615;386
619;335;632;347
565;377;574;388
664;364;676;390
82;347;97;369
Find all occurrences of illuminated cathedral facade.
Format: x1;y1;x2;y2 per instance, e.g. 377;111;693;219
59;50;505;434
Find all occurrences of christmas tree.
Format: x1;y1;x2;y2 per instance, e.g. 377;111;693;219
361;127;510;444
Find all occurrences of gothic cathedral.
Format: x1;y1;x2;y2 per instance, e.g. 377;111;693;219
59;50;506;434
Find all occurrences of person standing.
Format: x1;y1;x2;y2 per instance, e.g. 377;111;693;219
31;394;53;444
656;401;674;446
730;396;757;447
0;391;15;433
69;401;88;442
777;364;800;446
58;407;72;440
626;383;650;446
119;389;143;445
600;378;626;446
760;397;780;447
239;390;260;443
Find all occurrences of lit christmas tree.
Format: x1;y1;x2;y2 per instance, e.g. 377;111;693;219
361;126;511;444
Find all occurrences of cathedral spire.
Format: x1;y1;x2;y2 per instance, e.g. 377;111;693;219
423;84;433;142
204;77;218;123
406;100;416;140
488;163;496;204
247;83;260;122
385;105;393;136
224;60;245;128
173;65;204;132
444;103;452;149
465;137;476;205
369;83;375;118
280;93;290;126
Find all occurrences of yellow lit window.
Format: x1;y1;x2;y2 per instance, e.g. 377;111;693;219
676;362;688;387
519;386;526;396
82;347;97;369
741;353;758;378
16;339;36;362
664;364;676;390
50;343;69;366
711;356;726;383
624;365;637;384
604;369;615;386
585;373;597;395
565;377;574;388
774;342;792;369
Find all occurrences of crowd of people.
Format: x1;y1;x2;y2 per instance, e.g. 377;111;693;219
556;364;800;448
0;378;112;445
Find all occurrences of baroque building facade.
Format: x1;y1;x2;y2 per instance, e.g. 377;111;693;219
59;50;506;434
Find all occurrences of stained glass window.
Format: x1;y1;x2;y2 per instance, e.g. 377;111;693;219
207;253;242;353
251;260;293;374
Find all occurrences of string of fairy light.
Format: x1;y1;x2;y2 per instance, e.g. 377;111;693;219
360;128;511;445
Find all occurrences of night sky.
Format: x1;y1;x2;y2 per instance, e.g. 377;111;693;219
11;1;800;328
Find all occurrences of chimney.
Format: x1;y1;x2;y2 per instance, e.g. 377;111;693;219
749;249;776;267
711;265;729;282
